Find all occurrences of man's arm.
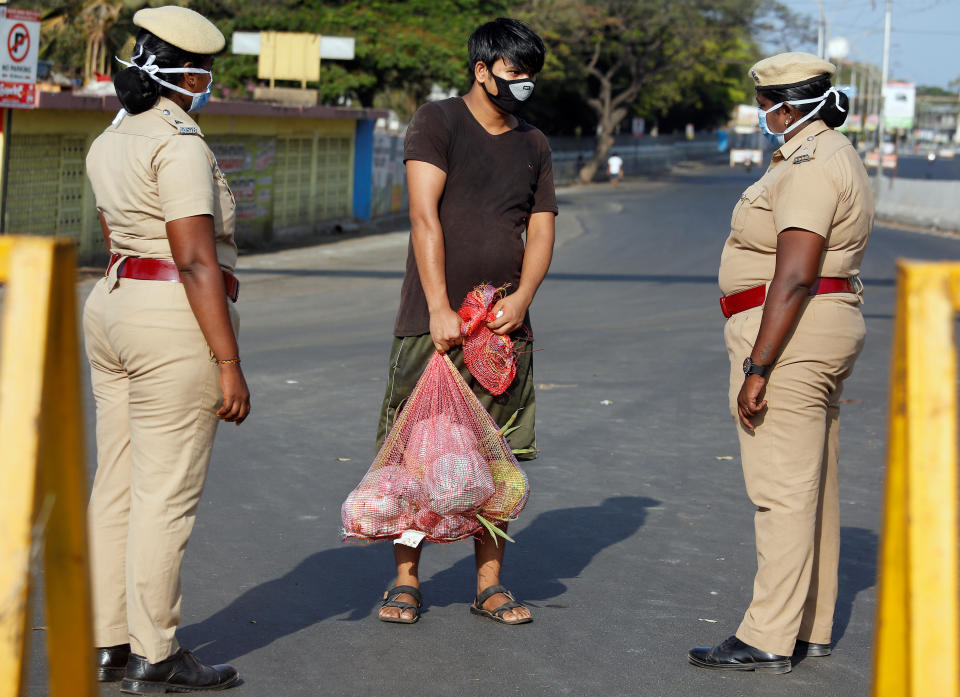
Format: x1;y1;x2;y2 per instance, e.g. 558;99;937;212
406;159;462;353
487;211;555;335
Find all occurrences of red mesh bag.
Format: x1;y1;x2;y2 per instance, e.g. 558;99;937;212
458;285;517;396
341;352;530;543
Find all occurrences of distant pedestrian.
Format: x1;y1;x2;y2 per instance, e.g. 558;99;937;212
606;152;623;187
374;17;556;625
84;6;248;693
689;52;873;674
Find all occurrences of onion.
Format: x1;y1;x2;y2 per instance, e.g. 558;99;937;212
425;450;495;514
404;416;478;476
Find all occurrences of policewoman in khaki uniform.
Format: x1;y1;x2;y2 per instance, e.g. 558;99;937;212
689;53;872;674
83;6;248;693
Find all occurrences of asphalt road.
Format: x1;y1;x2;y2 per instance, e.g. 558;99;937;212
887;154;960;181
24;164;960;696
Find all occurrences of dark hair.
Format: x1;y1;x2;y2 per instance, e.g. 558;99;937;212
114;29;209;114
757;75;849;128
468;17;546;79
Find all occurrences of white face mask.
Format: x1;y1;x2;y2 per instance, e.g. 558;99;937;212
115;46;213;113
757;86;846;147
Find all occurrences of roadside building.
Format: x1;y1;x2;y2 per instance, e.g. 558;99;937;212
2;91;390;263
915;99;960;145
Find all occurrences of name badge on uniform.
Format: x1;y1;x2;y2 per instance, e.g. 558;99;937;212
178;126;199;135
793;153;811;164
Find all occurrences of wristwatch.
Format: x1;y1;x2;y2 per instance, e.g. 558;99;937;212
743;357;771;378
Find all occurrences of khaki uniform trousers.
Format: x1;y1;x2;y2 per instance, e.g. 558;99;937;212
83;277;235;662
724;295;865;657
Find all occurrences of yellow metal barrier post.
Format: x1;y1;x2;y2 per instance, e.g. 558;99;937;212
0;236;95;697
873;260;960;697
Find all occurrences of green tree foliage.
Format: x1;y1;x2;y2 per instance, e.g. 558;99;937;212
31;0;814;151
146;0;505;113
27;0;169;82
917;85;956;98
33;0;505;115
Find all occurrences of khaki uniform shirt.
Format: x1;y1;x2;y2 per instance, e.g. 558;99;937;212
86;97;237;273
718;120;873;296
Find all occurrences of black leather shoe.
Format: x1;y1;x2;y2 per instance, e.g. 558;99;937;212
96;643;131;682
688;635;792;674
120;649;239;694
795;640;832;657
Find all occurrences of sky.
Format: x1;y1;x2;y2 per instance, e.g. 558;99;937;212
795;0;960;90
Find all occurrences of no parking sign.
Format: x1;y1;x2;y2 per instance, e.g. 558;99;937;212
0;6;40;109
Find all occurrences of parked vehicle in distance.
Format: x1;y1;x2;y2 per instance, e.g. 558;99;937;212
729;104;764;172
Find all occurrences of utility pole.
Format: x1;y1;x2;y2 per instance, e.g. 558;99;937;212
876;0;891;187
851;66;858;145
816;0;826;58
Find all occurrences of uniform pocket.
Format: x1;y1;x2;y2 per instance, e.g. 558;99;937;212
731;182;768;234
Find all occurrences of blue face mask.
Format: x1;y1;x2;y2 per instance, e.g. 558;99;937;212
186;79;212;112
757;86;847;149
116;47;213;113
757;109;785;148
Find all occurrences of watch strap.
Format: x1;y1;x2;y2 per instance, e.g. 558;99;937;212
743;357;771;377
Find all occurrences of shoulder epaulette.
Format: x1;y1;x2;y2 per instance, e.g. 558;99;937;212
792;135;818;165
156;106;202;136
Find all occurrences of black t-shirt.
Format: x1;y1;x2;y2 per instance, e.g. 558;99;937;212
394;97;558;336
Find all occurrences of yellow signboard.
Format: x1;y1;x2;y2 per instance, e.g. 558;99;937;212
257;32;321;85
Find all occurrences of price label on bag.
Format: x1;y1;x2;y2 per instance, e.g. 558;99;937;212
394;530;427;548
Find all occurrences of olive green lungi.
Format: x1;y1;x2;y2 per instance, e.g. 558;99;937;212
376;334;536;459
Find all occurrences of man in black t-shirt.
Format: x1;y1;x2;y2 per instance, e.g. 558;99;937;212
375;18;557;626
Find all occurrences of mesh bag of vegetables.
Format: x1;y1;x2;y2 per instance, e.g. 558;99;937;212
341;351;530;543
457;284;517;396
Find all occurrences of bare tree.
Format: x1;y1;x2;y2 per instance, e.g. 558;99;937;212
528;0;802;183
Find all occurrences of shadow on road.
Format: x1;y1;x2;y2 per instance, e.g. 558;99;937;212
833;526;878;646
421;495;659;608
793;526;877;668
179;495;658;663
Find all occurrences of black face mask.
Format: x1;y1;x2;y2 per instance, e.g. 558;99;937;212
481;72;535;114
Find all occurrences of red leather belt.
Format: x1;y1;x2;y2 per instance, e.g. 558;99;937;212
108;254;239;303
720;277;854;318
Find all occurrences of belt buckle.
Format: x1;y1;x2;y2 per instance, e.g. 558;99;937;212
719;296;732;318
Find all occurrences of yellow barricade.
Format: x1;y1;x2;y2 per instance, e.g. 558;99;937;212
0;237;95;697
873;260;960;697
